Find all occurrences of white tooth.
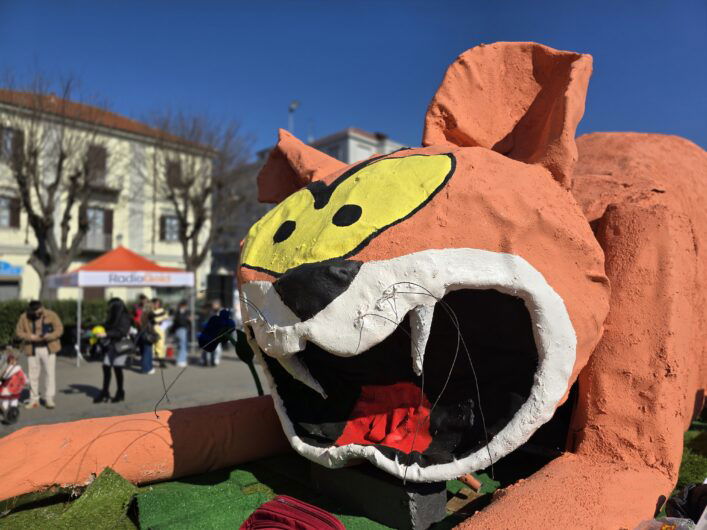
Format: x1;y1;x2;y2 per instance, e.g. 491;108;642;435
276;355;328;399
410;305;434;376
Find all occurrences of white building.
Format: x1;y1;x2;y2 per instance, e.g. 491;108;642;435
308;127;406;164
0;89;212;301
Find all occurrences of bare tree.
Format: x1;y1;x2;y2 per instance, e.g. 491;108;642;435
0;75;116;298
145;112;251;273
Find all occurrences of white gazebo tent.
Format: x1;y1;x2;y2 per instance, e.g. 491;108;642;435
48;246;195;366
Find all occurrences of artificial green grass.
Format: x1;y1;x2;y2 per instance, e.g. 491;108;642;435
136;453;390;529
135;453;504;530
677;429;707;489
0;467;137;529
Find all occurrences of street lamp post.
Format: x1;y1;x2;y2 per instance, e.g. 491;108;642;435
288;100;300;134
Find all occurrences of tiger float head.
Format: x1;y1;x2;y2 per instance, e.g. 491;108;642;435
237;42;610;482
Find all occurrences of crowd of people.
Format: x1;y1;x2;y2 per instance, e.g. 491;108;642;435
0;294;238;425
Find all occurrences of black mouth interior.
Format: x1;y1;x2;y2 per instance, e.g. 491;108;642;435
262;288;539;469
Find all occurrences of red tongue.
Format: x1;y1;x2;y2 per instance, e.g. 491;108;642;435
334;381;432;453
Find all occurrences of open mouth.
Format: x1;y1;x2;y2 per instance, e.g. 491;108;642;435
242;248;576;482
260;288;539;470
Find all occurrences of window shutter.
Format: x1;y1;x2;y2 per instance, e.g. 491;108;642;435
166;161;182;188
9;198;20;228
104;209;113;235
159;215;166;241
78;204;87;230
98;146;107;171
88;145;108;182
11;129;24;160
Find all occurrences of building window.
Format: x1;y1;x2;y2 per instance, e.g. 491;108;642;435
159;214;180;242
0;280;20;301
166;160;182;188
0;127;23;161
83;207;113;250
87;144;108;184
0;196;20;229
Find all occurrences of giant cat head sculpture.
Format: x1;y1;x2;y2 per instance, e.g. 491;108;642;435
237;42;610;482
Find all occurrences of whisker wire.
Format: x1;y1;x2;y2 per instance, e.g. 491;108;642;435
152;326;237;418
382;281;494;479
153;366;187;418
241;297;271;328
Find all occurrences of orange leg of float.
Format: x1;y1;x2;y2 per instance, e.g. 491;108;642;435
0;396;290;502
458;198;705;529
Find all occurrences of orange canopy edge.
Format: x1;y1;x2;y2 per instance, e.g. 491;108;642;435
72;245;185;273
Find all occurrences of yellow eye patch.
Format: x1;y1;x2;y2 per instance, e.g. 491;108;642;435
241;153;455;275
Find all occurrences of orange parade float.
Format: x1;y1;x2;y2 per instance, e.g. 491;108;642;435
1;42;705;529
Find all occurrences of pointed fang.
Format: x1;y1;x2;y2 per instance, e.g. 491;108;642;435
410;305;434;376
277;355;328;399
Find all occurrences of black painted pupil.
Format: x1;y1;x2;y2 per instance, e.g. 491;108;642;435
332;204;362;227
273;220;296;243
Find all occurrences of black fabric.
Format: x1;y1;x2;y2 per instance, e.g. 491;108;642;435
112;337;135;355
104;299;131;341
101;365;124;393
4;406;19;425
266;288;539;468
30;317;45;355
172;309;190;330
114;367;124;392
140;313;159;344
273;259;362;321
666;484;707;523
141;329;158;345
102;298;133;364
101;365;111;393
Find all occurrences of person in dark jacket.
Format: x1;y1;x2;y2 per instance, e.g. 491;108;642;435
139;301;157;375
94;298;133;403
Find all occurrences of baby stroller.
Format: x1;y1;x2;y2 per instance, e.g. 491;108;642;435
0;348;27;425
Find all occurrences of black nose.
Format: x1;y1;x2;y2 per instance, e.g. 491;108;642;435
273;259;362;321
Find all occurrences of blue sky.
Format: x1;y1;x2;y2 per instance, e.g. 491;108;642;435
0;1;705;155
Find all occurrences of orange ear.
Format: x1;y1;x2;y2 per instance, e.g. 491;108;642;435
423;42;592;188
257;129;346;204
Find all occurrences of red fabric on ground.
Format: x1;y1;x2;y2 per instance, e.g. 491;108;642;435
334;382;432;453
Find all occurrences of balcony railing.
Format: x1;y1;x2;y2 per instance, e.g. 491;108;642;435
82;232;113;252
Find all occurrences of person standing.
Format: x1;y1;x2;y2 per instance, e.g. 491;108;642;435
15;301;63;409
139;301;156;375
202;299;224;367
151;298;168;369
171;301;190;368
132;294;148;328
94;298;132;403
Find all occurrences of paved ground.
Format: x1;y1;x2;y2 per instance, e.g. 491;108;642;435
1;347;270;437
